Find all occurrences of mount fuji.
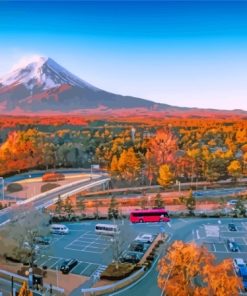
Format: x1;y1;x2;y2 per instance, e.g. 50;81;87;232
0;56;246;117
0;56;168;114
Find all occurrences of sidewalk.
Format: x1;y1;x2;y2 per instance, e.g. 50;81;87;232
0;261;88;295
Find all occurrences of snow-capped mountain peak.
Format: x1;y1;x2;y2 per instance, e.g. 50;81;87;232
0;55;99;93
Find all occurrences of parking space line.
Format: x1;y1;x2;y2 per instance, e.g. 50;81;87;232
79;263;92;275
212;244;216;252
49;259;63;269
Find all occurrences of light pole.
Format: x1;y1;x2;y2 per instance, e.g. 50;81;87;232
0;177;4;201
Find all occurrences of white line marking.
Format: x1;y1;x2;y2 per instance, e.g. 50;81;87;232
80;263;92;275
196;230;200;240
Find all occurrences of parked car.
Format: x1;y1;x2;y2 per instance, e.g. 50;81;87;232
128;241;149;253
227;239;240;252
233;258;246;274
135;234;154;244
35;236;51;245
120;251;142;264
228;223;237;231
227;200;238;206
238;266;247;291
60;259;78;274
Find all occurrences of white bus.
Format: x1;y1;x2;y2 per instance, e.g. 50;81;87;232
95;224;119;236
50;224;69;234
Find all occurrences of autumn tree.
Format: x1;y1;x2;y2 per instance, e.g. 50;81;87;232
227;160;242;181
117;148;140;182
148;127;178;166
158;241;241;296
110;155;119;177
144;150;157;185
158;164;174;187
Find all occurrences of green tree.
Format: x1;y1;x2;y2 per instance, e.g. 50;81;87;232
55;195;64;215
234;199;246;217
139;195;148;209
64;197;74;220
184;190;196;215
108;196;119;219
154;193;164;208
76;197;86;214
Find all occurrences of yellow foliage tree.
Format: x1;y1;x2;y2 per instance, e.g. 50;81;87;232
158;241;242;296
118;148;140;181
227;160;242;181
110;155;119;176
157;164;174;187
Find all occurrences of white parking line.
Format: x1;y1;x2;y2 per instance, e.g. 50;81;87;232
49;259;63;269
196;230;200;240
80;263;92;275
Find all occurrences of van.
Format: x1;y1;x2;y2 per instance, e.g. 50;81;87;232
50;224;69;234
95;224;119;236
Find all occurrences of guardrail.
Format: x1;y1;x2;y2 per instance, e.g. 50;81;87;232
81;267;145;296
0;269;64;295
17;175;109;206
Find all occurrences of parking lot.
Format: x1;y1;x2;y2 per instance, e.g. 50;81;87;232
33;220;164;278
193;220;247;286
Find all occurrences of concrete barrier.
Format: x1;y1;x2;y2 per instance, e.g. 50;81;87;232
81;267;145;296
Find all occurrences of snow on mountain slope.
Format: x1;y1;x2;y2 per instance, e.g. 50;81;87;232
0;56;99;93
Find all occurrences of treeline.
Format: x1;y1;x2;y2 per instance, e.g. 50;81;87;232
0;118;246;185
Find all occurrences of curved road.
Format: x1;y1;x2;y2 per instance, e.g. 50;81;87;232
0;175;110;225
109;218;247;296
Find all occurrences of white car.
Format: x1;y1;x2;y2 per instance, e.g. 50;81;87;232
233;258;246;274
135;234;154;243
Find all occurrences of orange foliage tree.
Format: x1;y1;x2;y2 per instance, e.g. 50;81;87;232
158;241;242;296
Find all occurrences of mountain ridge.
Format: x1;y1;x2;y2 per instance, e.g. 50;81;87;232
0;56;246;117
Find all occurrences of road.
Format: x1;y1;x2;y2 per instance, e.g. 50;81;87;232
110;218;247;296
0;175;110;226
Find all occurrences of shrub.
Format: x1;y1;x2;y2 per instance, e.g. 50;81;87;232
147;255;155;261
143;260;152;269
41;183;60;193
7;183;23;193
100;263;135;280
42;172;65;182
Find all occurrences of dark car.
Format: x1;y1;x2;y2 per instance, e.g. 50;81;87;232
128;242;149;253
35;236;51;245
227;239;240;252
60;259;78;274
228;223;237;231
120;252;142;264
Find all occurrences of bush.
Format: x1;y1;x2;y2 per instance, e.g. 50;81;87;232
41;183;60;193
100;263;135;280
147;255;155;261
42;172;65;182
143;260;152;269
7;183;23;193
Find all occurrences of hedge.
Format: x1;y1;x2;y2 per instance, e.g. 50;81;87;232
100;263;135;280
7;183;23;193
41;183;60;193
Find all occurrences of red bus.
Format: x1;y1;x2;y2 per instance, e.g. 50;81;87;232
129;209;170;223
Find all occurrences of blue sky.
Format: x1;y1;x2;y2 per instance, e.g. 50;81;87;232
0;1;247;110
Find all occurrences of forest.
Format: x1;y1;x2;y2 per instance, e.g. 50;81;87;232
0;115;247;186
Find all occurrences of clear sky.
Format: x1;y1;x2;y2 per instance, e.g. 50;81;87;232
0;1;247;110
